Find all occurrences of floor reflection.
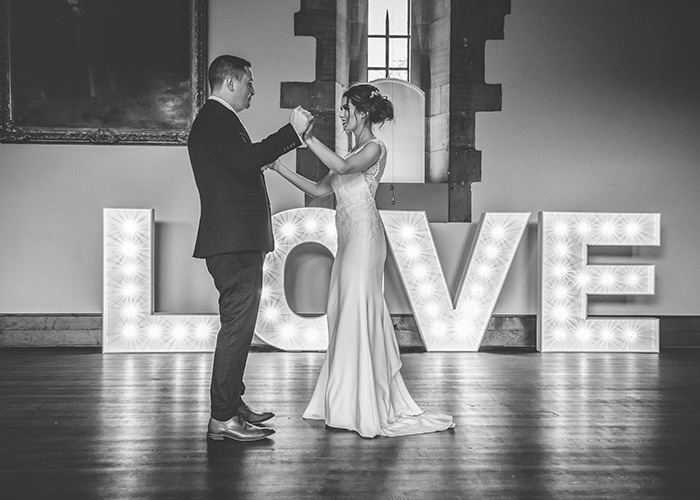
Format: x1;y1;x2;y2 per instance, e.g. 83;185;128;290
96;353;213;496
2;349;698;499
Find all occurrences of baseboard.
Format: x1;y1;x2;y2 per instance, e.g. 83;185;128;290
1;314;698;350
0;314;102;348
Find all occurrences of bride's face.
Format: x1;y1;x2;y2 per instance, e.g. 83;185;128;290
339;97;365;134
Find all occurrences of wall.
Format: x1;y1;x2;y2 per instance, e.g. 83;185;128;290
476;0;700;315
1;0;699;318
0;0;314;314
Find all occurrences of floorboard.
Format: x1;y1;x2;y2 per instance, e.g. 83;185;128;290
1;350;699;499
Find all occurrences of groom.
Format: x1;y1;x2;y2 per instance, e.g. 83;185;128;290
188;55;311;441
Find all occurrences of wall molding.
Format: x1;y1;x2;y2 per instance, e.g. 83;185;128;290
1;314;697;350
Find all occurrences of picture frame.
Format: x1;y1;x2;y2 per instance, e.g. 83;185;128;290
0;0;207;145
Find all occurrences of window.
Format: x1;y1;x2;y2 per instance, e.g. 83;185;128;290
367;0;410;81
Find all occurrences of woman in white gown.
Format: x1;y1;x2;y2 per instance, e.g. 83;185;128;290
270;84;454;438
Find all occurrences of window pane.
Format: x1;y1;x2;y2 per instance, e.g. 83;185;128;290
368;38;386;68
368;0;390;35
368;69;387;82
390;38;409;68
388;69;408;81
369;0;409;36
390;0;409;35
367;0;410;82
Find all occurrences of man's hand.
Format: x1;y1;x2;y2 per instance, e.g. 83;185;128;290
290;106;313;136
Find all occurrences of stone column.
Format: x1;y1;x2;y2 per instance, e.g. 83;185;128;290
280;0;364;208
412;0;452;187
412;0;509;222
448;0;510;221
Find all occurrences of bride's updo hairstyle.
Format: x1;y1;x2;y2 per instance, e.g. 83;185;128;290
343;84;394;126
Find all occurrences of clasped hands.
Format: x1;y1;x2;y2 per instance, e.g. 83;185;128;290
262;106;314;172
290;105;315;142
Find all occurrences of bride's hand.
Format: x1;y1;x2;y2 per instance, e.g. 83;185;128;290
262;160;278;172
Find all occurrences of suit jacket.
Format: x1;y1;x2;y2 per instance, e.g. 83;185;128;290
188;99;302;258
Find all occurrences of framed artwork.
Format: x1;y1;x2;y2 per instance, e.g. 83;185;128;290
0;0;207;145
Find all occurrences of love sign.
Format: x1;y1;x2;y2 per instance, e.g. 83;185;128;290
103;208;659;353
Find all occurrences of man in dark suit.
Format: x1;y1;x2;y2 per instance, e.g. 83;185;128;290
188;55;311;441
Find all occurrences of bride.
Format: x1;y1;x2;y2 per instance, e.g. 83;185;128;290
270;83;454;438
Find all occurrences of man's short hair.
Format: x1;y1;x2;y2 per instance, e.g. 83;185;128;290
208;55;252;92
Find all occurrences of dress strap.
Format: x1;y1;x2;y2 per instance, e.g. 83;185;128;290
371;138;386;160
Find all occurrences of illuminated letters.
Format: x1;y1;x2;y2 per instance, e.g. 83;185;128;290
255;208;337;351
538;212;660;352
382;211;529;351
103;208;661;354
103;208;219;352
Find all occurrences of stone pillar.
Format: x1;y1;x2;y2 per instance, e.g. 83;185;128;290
281;0;362;209
412;0;509;221
411;0;451;185
349;0;368;85
448;0;510;221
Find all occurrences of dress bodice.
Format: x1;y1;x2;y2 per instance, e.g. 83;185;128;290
329;139;387;242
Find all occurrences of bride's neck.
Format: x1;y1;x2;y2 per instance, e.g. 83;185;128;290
353;124;374;148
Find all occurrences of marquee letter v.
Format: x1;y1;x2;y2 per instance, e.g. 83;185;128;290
381;211;529;351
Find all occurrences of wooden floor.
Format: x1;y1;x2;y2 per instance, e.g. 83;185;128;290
1;349;699;499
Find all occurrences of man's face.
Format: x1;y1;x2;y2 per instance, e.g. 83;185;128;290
231;67;254;112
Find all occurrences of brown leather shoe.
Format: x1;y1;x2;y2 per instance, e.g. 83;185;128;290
236;401;274;424
207;416;275;441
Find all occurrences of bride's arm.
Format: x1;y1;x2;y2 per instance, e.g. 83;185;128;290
270;160;334;199
305;135;380;175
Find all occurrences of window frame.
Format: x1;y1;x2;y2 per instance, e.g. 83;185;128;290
367;0;410;81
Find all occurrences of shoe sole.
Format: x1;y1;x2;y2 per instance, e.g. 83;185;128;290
207;431;274;442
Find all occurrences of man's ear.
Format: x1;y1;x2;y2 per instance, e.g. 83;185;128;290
227;77;236;92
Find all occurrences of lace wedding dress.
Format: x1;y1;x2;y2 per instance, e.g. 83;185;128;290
302;138;455;438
